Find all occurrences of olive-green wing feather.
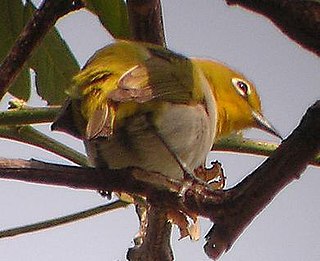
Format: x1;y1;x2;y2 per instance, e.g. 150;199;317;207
107;45;196;104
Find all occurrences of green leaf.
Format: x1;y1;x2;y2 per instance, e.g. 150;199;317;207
29;27;80;105
0;0;31;100
10;66;31;100
85;0;131;39
25;1;79;105
0;0;79;105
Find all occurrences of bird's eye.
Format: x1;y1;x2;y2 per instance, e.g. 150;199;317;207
232;78;251;97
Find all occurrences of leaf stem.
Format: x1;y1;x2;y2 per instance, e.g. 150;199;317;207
214;136;320;166
0;106;60;125
0;200;129;239
0;125;88;166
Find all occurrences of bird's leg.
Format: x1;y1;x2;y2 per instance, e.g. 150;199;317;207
151;128;210;195
145;113;196;181
151;127;200;182
93;138;113;199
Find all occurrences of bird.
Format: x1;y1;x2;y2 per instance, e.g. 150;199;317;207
52;40;281;184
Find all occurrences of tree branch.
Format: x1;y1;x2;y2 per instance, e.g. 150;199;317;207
1;100;320;260
1;1;319;260
226;0;320;56
127;0;166;46
202;100;320;259
0;0;84;100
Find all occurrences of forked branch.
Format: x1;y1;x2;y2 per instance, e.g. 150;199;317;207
1;100;319;259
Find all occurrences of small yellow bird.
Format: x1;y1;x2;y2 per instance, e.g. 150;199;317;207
52;40;280;182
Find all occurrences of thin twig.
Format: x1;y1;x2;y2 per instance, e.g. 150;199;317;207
0;106;60;125
0;200;129;239
214;137;320;167
0;125;88;166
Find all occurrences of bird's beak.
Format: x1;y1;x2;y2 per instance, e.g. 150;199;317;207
252;110;282;140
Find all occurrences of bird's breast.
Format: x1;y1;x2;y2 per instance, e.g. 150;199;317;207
85;101;217;180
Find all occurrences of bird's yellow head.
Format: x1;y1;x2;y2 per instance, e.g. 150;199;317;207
193;59;281;140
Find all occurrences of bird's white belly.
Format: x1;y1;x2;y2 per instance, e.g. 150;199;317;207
85;102;216;180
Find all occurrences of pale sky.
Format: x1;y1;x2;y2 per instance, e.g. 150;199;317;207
0;1;320;260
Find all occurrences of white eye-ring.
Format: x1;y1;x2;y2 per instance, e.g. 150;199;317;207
232;78;251;97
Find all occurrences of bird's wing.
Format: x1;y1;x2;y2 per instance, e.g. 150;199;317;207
107;46;196;104
57;41;202;140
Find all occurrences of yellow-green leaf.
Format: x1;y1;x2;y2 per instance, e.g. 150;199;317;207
0;0;79;105
0;0;31;100
85;0;130;39
25;1;79;105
